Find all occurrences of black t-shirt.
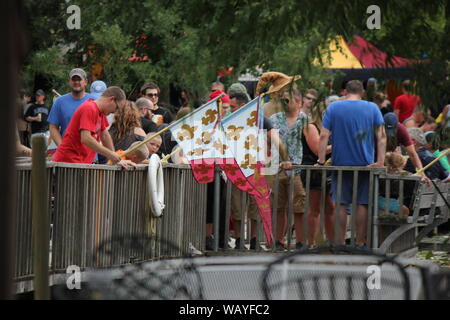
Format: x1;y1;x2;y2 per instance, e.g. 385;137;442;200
156;123;178;157
140;117;158;134
24;103;49;133
263;116;273;131
153;106;174;124
380;105;392;116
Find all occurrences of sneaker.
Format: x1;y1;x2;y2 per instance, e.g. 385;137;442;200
273;240;287;251
295;242;304;250
235;237;242;249
355;244;369;252
205;235;215;251
250;237;257;250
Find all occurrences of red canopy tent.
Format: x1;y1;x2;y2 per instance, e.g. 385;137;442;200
345;35;418;68
319;35;422;101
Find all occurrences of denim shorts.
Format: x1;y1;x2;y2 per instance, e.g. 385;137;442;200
331;171;370;205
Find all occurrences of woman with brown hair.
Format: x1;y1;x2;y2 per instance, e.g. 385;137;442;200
108;100;146;151
300;97;335;247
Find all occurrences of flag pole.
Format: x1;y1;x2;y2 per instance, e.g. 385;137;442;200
161;147;180;163
121;126;172;157
120;94;224;158
414;148;450;176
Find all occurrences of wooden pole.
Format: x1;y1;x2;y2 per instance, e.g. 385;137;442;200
0;0;28;299
121;94;224;158
32;135;50;300
161;147;181;163
414;148;450;176
121;126;173;158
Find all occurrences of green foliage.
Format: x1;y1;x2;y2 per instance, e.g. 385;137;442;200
19;0;450;123
90;25;133;91
21;47;73;93
416;250;450;266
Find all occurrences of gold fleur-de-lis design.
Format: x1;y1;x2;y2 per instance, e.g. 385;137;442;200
212;140;228;155
188;147;209;156
202;109;218;125
225;125;244;141
177;124;198;141
244;134;260;151
247;111;257;126
241;153;256;170
196;131;214;145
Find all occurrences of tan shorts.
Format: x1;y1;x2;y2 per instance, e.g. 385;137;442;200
267;171;306;213
230;184;259;221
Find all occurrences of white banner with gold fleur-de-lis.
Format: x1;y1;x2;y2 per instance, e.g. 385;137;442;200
220;97;261;178
169;97;234;164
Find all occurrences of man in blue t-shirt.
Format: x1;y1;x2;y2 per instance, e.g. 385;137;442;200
48;68;94;146
317;80;386;247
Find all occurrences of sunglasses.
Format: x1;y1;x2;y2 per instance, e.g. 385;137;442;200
282;98;290;104
146;93;159;98
305;96;316;101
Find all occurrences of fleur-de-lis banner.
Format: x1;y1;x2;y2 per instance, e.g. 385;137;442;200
170;97;233;184
219;97;273;246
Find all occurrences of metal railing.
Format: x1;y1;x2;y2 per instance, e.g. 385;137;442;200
15;160;448;293
211;165;447;253
14;161;207;292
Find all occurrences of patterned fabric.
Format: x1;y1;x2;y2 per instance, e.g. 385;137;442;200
219;98;273;246
270;111;307;175
218;160;273;246
170;98;231;184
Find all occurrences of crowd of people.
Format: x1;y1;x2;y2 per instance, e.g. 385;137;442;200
15;68;450;251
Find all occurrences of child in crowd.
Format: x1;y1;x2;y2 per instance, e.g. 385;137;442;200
145;133;162;156
424;131;450;172
378;152;411;217
140;133;163;164
107;141;149;166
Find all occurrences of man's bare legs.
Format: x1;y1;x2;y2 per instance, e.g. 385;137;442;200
336;205;348;244
275;210;306;247
275;210;287;244
307;190;335;244
356;204;368;245
234;219;257;240
294;212;305;245
336;204;368;245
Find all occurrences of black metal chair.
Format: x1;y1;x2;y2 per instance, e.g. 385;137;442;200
55;234;204;300
260;246;414;300
420;268;450;300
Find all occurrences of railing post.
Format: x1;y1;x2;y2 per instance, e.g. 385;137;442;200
303;168;311;245
224;181;232;251
334;170;343;245
287;172;295;251
367;171;375;249
372;174;379;249
213;168;221;251
271;172;280;252
31;135;50;300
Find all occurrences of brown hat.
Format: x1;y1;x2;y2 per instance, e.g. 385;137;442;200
255;72;301;96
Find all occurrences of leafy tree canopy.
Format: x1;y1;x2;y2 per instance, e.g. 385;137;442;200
21;0;450;116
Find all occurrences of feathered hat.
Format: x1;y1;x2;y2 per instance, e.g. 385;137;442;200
255;72;301;96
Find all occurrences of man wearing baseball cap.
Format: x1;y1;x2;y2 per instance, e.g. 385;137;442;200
384;112;425;175
24;89;50;146
48;68;95;147
90;80;107;99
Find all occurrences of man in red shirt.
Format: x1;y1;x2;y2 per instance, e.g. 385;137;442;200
52;86;131;168
384;112;430;183
393;80;421;123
